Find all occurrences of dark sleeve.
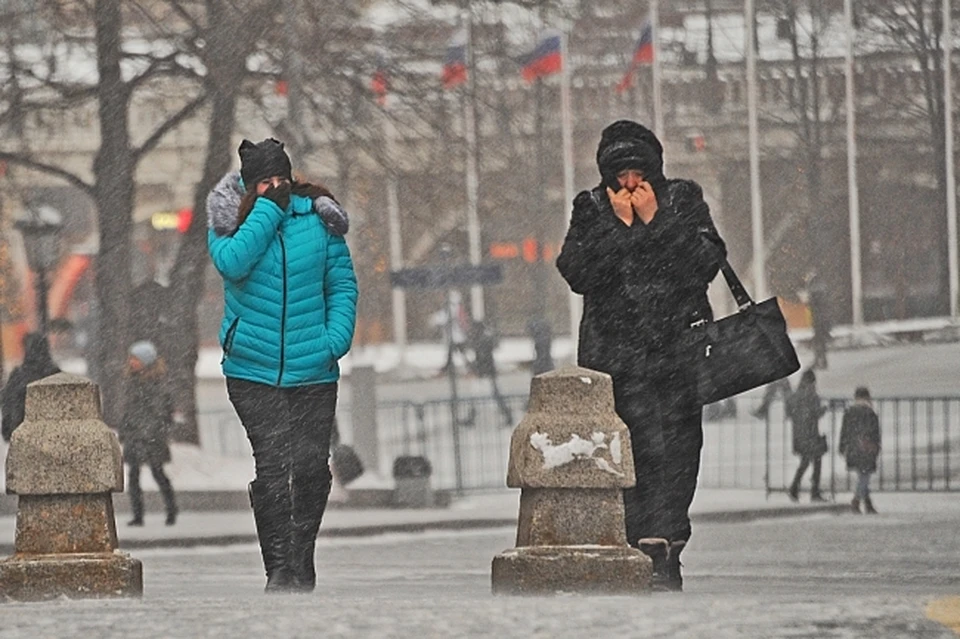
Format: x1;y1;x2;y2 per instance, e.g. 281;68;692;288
839;411;850;454
871;411;881;447
1;369;25;442
646;180;726;285
556;190;632;295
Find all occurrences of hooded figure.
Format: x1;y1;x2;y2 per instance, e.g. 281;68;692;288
207;138;358;594
119;340;178;527
556;120;726;591
839;387;881;514
1;333;60;442
785;369;828;502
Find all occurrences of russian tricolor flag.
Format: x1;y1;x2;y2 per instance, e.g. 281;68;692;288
616;19;654;93
442;29;468;89
519;31;562;83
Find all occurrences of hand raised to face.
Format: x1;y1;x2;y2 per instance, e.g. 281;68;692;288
629;181;658;224
606;187;635;226
260;180;291;212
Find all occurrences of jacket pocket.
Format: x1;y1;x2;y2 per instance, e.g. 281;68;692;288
222;317;240;360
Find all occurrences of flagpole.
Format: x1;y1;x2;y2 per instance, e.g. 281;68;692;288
462;11;484;321
384;114;408;362
560;29;580;353
650;0;664;141
745;0;767;299
944;0;958;319
844;0;862;326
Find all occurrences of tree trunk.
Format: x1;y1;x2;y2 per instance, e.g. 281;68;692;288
166;1;249;444
92;0;134;427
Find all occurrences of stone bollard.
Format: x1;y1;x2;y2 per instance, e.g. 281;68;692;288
491;367;651;594
0;373;142;601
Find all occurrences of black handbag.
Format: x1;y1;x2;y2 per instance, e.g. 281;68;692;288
690;250;801;406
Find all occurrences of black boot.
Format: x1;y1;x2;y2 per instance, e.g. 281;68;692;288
664;540;686;592
290;472;331;593
638;538;670;592
851;497;862;514
249;480;294;593
863;496;878;514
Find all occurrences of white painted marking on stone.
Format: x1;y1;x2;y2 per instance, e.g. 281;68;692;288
579;377;593;384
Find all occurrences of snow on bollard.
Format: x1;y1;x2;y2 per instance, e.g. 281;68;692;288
0;373;142;601
491;366;652;595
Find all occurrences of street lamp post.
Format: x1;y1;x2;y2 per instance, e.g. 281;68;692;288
14;204;63;335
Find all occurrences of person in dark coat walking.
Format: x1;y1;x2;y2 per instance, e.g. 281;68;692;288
470;320;513;427
807;271;831;370
1;333;60;442
785;370;828;502
207;138;358;593
839;386;881;514
556;119;725;591
119;341;178;527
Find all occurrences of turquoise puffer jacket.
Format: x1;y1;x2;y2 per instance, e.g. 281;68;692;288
207;173;358;387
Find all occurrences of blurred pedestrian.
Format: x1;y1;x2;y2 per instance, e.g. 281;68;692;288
470;320;513;427
119;341;177;527
431;290;473;376
557;119;726;591
839;387;881;514
751;377;792;420
807;271;831;370
527;317;554;375
1;332;60;442
785;370;828;502
207;138;357;593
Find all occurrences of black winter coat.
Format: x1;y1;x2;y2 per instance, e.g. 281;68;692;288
839;403;881;472
119;363;173;466
786;385;827;457
556;179;725;377
1;358;60;442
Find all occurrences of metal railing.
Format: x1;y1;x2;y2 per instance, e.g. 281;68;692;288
198;394;960;494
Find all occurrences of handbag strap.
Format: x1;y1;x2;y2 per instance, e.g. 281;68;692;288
700;233;755;310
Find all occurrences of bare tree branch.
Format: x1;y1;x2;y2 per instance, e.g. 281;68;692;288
133;92;208;161
0;151;94;195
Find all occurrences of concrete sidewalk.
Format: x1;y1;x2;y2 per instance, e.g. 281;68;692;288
0;488;849;555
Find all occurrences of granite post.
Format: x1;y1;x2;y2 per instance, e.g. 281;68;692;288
0;373;142;601
491;367;652;594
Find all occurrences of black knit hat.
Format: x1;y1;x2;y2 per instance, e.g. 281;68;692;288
596;120;665;185
238;138;293;189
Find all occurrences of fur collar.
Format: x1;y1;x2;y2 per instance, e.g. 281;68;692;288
206;170;349;237
207;171;244;236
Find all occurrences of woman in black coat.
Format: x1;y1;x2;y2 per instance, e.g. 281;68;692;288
839;387;881;514
1;333;60;442
786;370;828;502
119;341;178;526
557;120;725;591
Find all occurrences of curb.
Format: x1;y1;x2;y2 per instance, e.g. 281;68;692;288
0;504;849;555
691;502;851;523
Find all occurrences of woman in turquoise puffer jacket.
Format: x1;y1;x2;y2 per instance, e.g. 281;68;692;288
207;138;357;594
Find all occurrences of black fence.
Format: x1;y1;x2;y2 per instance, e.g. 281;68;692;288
199;394;960;494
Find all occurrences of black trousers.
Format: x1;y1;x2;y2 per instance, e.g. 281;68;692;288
613;366;704;546
791;454;822;493
226;378;338;517
128;462;176;520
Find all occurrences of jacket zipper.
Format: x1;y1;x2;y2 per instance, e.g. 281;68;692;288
278;231;288;386
224;317;240;356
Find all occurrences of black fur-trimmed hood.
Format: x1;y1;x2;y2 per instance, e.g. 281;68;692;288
206;170;350;237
